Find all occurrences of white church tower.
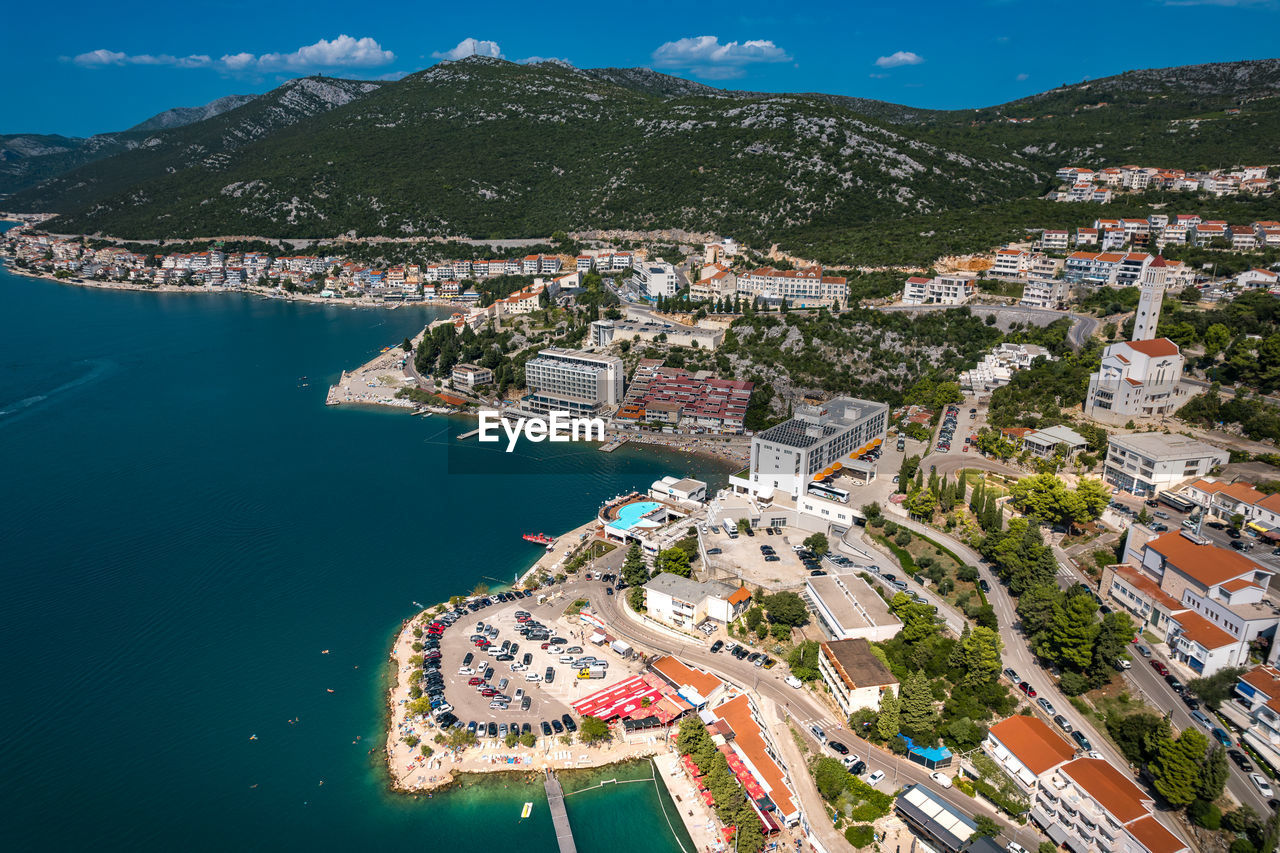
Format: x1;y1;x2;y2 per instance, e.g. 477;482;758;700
1132;256;1168;342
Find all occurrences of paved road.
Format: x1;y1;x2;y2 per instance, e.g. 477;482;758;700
585;575;1046;852
876;304;1098;351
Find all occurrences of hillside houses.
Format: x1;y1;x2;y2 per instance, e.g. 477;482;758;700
1052;164;1274;201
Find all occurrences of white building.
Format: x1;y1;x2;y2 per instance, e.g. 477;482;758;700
744;398;888;499
1020;277;1071;310
806;574;903;642
642;573;751;628
1103;433;1228;496
1231;666;1280;771
900;273;976;305
737;266;848;307
960;343;1053;394
451;363;493;388
984;715;1077;793
1035;758;1188;853
817;638;898;718
633;261;679;298
523;348;624;416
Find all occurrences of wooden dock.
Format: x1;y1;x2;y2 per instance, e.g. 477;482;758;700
544;771;577;853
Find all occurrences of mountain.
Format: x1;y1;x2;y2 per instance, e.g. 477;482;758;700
7;56;1279;250
128;94;258;132
2;76;384;208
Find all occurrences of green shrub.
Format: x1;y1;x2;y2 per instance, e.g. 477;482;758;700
844;825;875;848
1188;799;1221;830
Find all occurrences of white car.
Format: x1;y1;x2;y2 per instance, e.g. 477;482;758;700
1251;773;1274;798
1007;844;1027;853
457;666;474;676
929;771;952;789
784;676;803;689
866;770;886;786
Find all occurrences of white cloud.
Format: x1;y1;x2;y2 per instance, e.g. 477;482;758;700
874;51;924;69
518;56;571;66
432;38;503;61
254;35;394;71
651;35;790;79
72;35;394;73
1016;72;1029;81
73;49;212;68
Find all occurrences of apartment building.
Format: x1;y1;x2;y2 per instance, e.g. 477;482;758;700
451;363;493;388
633;261;678;298
1232;666;1280;769
611;367;752;433
992;249;1033;278
1103;433;1228;496
690;263;737;301
984;715;1076;792
737;266;848;307
960;343;1054;394
806;576;903;643
589;318;724;351
643;573;751;628
746;398;889;499
900;273;976;305
522;348;624;416
1040;230;1070;251
1020;277;1070;310
1034;758;1188;853
817;638;898;718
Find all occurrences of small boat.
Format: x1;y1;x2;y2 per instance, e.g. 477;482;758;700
249;734;258;741
521;802;533;819
326;689;335;694
321;650;330;654
523;533;556;546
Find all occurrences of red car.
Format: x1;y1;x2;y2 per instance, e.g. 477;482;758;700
540;642;551;650
467;677;484;686
962;445;969;452
1151;660;1169;676
1019;681;1037;698
480;688;497;697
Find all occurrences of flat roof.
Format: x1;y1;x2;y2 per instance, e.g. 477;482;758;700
820;638;898;691
643;572;736;604
1109;433;1228;461
808;575;899;633
896;784;975;852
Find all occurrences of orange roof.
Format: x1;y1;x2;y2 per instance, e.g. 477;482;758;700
1257;492;1280;514
988;716;1076;775
1147;531;1264;588
1220;578;1260;594
1215;481;1266;504
1062;758;1149;823
1126;815;1188;853
1113;564;1184;611
1173;611;1237;650
1125;338;1180;357
1239;665;1280;712
650;656;723;699
713;695;797;817
727;587;752;606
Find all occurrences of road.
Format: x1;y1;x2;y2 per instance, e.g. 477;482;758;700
877;304;1098;351
585;571;1046;852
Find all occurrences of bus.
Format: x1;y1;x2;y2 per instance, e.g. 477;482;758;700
807;483;850;504
1157;492;1196;513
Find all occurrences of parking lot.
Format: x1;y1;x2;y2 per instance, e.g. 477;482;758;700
425;582;642;739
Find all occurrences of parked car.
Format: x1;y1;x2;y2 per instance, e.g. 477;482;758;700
1037;698;1056;715
785;675;803;689
710;640;724;654
1212;728;1234;747
866;770;886;786
1054;715;1073;733
1019;681;1037;698
929;771;953;789
828;740;849;755
1072;731;1093;751
1150;660;1169;676
1190;710;1213;729
1251;774;1274;798
1004;668;1019;683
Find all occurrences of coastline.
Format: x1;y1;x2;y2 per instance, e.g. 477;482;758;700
0;259;467;310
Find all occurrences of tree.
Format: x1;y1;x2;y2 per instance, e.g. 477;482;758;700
762;592;809;627
973;816;1000;838
1151;728;1208;807
1089;611;1135;683
958;626;1003;689
1038;588;1099;670
656;547;692;578
899;669;936;739
803;533;829;556
1188;666;1247;709
1199;744;1230;802
1105;711;1168;765
621;543;648;588
519;731;537;747
746;605;764;631
877;687;901;741
448;727;478;748
677;716;711;756
787;640;821;681
579;715;611;744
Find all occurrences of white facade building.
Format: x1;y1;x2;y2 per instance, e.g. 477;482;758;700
1103;434;1228;497
523;348;624;416
746;398;888;499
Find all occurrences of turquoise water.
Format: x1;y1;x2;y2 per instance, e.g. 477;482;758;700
607;501;663;531
0;240;721;852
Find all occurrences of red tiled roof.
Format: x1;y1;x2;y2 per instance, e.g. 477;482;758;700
1125;338;1180;357
1220;578;1260;593
1173;611;1237;650
988;716;1076;775
727;587;752;605
714;695;796;817
1126;815;1189;853
650;656;723;699
1062;758;1149;823
1239;665;1280;712
1113;564;1184;611
1147;531;1263;589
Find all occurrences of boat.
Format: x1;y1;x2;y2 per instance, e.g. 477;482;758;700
521;802;533;819
522;533;556;546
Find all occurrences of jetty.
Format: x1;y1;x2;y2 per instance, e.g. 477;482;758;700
544;771;577;853
457;427;482;440
598;437;628;453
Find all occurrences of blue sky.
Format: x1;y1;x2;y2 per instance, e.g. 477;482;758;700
4;0;1278;136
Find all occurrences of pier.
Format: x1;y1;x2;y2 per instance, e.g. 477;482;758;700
598;437;628;453
544;771;577;853
457;427;481;440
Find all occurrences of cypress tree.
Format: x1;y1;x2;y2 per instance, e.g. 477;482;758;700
956;472;966;501
876;687;900;741
971;481;984;514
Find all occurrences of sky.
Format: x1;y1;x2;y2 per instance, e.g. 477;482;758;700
4;0;1279;137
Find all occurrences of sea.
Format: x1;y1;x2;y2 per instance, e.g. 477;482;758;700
0;229;725;852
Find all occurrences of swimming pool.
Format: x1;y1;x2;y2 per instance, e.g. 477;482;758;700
608;501;662;531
